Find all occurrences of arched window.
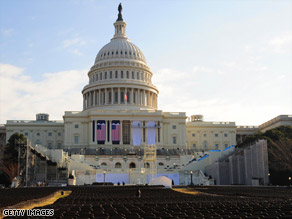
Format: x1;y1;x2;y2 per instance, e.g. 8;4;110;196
101;162;107;169
115;162;122;168
158;162;164;166
129;162;136;169
144;162;150;168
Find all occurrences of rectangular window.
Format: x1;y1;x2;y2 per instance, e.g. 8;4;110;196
121;71;124;78
58;132;61;136
48;143;52;149
203;133;207;137
126;71;129;78
215;133;218;137
122;120;130;144
193;144;196;148
37;133;40;136
57;143;62;149
115;71;118;78
137;72;140;80
25;132;28;136
215;144;219;149
133;92;136;104
96;74;98;81
114;92;118;103
132;71;134;79
173;136;177;144
121;91;124;103
127;92;130;103
48;132;52;136
75;124;79;128
105;72;107;79
225;144;228;147
192;133;195;137
74;136;79;144
100;73;102;80
172;125;176;129
224;133;228;137
110;71;112;79
141;73;144;81
109;92;112;103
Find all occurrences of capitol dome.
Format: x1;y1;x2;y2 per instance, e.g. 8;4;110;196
82;5;158;111
94;38;147;65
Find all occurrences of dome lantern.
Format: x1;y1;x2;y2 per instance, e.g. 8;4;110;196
113;3;127;39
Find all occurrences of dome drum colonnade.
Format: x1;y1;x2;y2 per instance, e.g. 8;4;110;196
82;6;158;111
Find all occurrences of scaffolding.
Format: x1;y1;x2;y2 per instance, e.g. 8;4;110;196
143;144;157;182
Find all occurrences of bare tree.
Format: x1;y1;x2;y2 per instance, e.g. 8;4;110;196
1;161;18;182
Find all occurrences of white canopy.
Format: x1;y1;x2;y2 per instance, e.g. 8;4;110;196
149;176;172;188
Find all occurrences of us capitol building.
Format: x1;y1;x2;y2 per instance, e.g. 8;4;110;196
5;5;247;186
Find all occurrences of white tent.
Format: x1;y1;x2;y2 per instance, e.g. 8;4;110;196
149;176;172;188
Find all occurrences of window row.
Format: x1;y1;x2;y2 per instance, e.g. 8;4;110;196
192;142;229;149
24;132;62;137
99;162;151;169
89;70;151;83
191;133;229;137
99;50;142;58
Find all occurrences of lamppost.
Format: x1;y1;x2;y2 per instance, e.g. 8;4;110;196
289;177;291;187
103;170;106;185
190;171;194;186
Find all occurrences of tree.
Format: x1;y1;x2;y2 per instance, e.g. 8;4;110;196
1;161;18;182
3;133;27;164
1;133;27;185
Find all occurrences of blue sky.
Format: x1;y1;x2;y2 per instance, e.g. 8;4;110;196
0;0;291;125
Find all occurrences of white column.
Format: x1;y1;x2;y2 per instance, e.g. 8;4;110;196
105;88;108;105
148;91;150;106
160;122;163;144
131;88;134;105
87;93;89;108
83;94;85;109
89;121;93;144
90;92;93;107
143;90;145;106
111;88;114;104
99;89;101;106
138;89;140;105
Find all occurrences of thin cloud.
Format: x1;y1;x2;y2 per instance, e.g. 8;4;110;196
0;63;87;123
1;29;14;36
267;32;292;54
72;49;83;56
63;37;86;48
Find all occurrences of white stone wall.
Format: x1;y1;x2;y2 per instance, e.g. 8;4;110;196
5;121;64;149
186;121;236;151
